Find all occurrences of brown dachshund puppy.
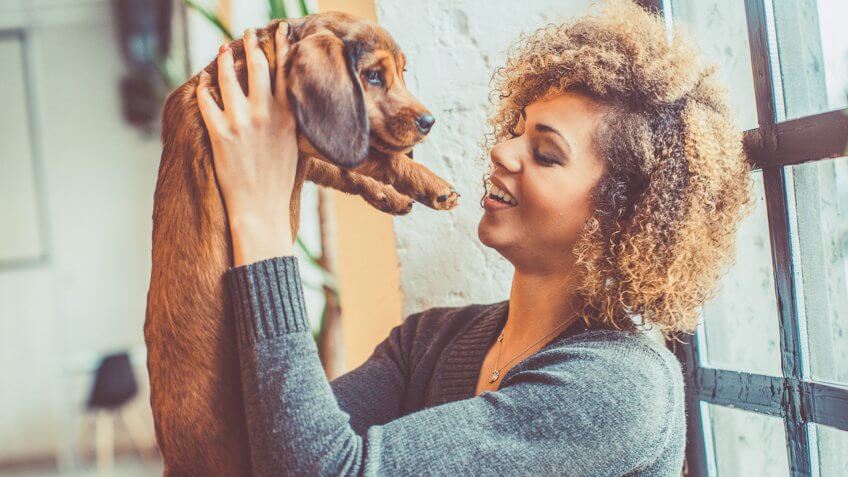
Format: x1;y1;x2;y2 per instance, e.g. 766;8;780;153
145;12;458;476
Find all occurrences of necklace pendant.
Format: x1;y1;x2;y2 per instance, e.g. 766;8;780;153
489;370;500;383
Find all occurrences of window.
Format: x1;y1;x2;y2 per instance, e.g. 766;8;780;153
650;0;848;475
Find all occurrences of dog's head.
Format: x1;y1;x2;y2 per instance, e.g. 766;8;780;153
283;12;433;168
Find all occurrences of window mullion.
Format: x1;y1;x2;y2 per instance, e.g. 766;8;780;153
745;0;812;474
672;338;711;476
762;164;812;476
743;109;848;169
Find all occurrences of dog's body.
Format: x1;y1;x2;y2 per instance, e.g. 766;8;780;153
145;13;457;475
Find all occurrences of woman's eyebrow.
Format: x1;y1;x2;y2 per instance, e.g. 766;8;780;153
535;123;572;155
521;107;572;154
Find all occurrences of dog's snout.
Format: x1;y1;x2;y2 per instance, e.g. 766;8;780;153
415;114;435;134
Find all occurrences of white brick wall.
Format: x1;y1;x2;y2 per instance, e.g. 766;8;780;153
374;0;594;315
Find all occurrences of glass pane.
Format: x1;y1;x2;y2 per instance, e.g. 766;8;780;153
812;423;848;475
786;157;848;385
706;404;790;476
669;0;759;130
771;0;848;120
699;170;783;377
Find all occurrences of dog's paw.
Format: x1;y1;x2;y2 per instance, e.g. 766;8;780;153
399;198;414;215
416;186;460;210
434;188;460;210
368;190;414;215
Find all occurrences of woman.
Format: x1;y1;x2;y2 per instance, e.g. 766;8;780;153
196;1;752;475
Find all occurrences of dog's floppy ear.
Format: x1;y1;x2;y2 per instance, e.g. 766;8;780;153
286;32;369;169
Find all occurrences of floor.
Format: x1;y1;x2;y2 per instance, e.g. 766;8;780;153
0;456;162;477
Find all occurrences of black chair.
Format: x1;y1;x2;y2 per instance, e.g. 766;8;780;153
85;351;150;475
87;352;138;410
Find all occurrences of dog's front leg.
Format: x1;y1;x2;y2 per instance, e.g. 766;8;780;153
356;152;459;210
305;156;414;215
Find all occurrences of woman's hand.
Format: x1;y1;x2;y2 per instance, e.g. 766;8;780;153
196;23;297;266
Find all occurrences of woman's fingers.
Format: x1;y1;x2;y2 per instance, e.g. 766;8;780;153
196;71;228;137
243;28;271;108
274;22;291;105
216;42;246;123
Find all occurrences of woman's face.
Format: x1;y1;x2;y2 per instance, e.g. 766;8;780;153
478;91;608;272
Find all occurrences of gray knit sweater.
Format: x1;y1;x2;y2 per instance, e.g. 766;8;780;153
225;256;686;476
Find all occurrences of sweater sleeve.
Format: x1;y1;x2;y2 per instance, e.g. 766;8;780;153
327;318;408;435
226;256;676;477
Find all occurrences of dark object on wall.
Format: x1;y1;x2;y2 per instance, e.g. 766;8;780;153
87;352;138;410
112;0;173;129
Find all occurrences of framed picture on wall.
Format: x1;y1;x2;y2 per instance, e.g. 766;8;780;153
0;30;49;269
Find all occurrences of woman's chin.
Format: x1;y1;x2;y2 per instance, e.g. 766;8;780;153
477;217;503;250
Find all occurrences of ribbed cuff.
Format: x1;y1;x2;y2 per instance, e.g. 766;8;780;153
226;256;311;345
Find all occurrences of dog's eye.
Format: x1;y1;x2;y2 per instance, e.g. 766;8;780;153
365;70;384;86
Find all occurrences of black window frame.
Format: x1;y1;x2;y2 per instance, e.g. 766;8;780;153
635;0;848;475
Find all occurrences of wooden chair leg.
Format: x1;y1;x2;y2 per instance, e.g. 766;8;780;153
95;411;115;477
121;406;154;461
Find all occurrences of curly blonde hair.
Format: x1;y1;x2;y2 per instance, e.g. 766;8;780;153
481;0;755;337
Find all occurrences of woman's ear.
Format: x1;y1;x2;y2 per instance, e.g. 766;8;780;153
285;32;369;169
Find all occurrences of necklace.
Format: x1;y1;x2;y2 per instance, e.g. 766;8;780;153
488;319;574;384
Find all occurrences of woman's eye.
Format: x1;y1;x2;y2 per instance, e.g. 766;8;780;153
534;150;559;166
365;70;383;86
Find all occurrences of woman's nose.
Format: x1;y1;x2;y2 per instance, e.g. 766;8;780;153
490;141;522;173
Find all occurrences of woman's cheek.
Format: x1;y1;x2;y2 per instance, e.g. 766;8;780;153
538;180;592;241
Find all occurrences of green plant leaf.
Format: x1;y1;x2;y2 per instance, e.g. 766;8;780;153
296;236;320;263
294;236;340;294
182;0;234;40
268;0;288;19
297;0;311;16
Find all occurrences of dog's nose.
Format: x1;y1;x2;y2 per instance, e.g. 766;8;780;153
415;114;435;134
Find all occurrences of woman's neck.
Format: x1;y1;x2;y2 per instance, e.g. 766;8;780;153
503;265;581;346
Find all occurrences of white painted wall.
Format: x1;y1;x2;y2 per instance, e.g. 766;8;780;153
0;0;327;464
374;0;594;315
0;2;162;462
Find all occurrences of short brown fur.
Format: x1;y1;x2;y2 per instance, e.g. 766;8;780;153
145;12;457;476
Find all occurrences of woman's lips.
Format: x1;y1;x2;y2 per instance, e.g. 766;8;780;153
483;195;517;212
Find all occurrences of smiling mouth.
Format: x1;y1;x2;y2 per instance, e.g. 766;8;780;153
486;182;517;206
482;181;518;212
